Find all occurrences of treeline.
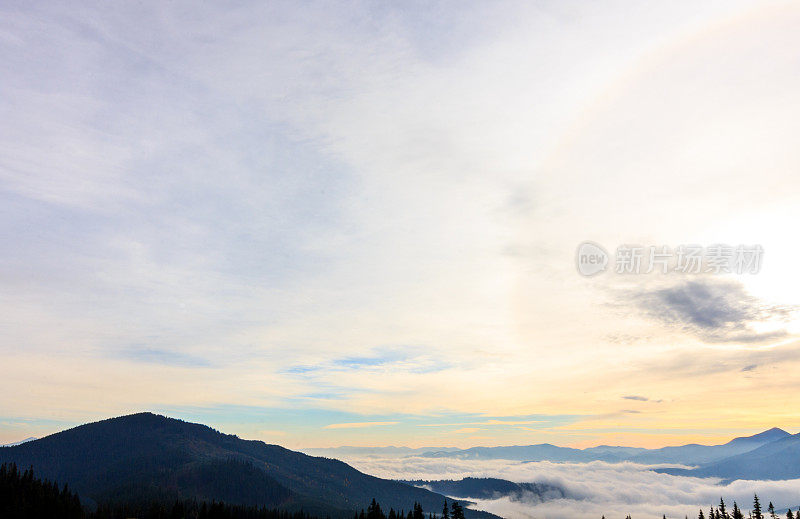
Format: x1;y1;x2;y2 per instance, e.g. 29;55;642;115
1;462;453;519
89;501;322;519
0;462;83;519
606;494;799;519
353;498;467;519
696;494;796;519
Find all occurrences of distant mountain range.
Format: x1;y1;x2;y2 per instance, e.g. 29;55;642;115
0;436;36;447
0;413;497;519
657;431;800;482
302;446;463;458
418;428;792;466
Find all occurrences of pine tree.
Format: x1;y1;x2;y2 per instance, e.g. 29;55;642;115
450;501;465;519
786;510;794;519
754;495;763;519
700;509;705;519
442;500;449;519
732;502;743;519
720;499;729;519
768;502;776;519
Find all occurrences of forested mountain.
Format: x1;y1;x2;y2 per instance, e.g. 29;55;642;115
0;413;497;519
399;477;567;501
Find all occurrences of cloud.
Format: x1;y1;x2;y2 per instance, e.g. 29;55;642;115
622;395;649;401
324;421;399;429
451;428;482;434
629;279;796;343
339;456;800;519
115;347;212;368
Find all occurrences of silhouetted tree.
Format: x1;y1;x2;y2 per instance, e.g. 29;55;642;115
754;495;764;519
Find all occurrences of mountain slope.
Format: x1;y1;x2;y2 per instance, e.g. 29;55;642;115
657;432;800;481
630;427;791;465
0;413;496;519
400;477;567;501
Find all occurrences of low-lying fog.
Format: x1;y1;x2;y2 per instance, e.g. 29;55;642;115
341;456;800;519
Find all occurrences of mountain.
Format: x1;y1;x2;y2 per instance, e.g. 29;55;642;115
419;428;791;466
657;432;800;481
421;444;612;462
628;427;791;465
0;437;36;447
302;446;462;459
399;477;567;501
0;413;497;519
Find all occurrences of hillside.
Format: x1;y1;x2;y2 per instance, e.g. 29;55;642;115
0;413;497;519
399;477;567;501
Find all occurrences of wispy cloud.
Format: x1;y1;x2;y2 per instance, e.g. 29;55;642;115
324;421;399;429
114;347;211;368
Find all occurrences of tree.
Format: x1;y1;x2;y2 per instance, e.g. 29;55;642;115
442;500;449;519
367;499;384;519
450;501;465;519
731;502;743;519
768;502;776;519
720;499;729;519
753;495;763;519
699;509;705;519
786;510;794;519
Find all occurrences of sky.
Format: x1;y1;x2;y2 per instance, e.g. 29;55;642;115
1;0;799;448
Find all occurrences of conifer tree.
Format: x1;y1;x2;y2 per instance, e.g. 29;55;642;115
754;495;763;519
442;500;449;519
768;502;776;519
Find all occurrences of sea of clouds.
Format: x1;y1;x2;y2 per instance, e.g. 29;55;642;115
342;456;800;519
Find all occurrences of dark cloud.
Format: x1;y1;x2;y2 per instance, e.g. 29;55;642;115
622;395;649;401
741;364;758;372
630;279;795;343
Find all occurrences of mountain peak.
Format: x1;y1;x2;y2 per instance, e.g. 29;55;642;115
727;427;790;445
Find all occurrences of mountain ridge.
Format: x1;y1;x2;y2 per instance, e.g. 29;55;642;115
414;428;791;465
0;413;497;519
